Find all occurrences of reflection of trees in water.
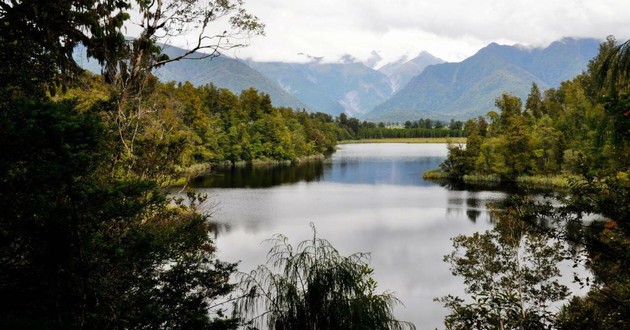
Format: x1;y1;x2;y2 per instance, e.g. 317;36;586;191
465;209;482;223
207;221;232;239
445;190;498;224
465;197;482;223
443;182;537;224
190;161;326;188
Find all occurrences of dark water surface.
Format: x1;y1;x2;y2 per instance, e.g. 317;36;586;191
192;144;507;329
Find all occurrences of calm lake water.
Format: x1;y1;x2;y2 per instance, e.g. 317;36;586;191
190;143;508;329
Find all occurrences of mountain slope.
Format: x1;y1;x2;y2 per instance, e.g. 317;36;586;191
367;38;600;121
247;60;393;116
154;47;308;110
75;44;308;110
378;52;444;92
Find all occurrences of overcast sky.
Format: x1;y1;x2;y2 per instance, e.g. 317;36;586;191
215;0;630;65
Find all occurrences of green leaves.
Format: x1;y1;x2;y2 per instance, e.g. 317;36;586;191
236;224;415;330
438;201;569;329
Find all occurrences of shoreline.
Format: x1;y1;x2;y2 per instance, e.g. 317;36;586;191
339;137;466;144
169;154;329;187
423;169;581;190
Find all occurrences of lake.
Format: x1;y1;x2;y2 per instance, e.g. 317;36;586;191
190;143;509;329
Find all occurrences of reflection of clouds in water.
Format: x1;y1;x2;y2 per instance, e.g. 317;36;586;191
197;144;583;329
209;180;498;328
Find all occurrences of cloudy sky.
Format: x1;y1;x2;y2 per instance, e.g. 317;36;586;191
219;0;630;65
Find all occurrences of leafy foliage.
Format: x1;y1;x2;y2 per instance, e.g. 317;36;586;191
553;176;630;329
236;225;416;330
438;198;569;329
0;0;265;328
0;100;238;328
440;39;629;182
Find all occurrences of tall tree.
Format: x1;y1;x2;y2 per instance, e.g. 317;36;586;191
525;82;543;119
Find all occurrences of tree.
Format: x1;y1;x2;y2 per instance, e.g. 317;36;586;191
525;83;543;119
0;100;238;328
553;175;630;329
0;0;130;98
594;35;630;96
236;225;415;330
99;1;263;179
0;0;264;328
591;35;630;148
437;197;569;330
495;93;523;133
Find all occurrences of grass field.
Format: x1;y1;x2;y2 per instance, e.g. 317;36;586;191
339;137;467;144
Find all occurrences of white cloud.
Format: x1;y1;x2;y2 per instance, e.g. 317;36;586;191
218;0;630;63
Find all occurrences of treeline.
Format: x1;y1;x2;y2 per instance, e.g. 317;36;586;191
440;39;629;181
63;74;460;172
336;113;465;140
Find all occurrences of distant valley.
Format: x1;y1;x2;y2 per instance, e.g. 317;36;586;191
76;37;600;121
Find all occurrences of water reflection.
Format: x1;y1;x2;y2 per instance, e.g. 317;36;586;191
190;161;325;188
191;143;503;329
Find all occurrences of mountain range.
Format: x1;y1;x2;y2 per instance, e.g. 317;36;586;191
368;38;600;121
246;51;445;116
76;37;601;121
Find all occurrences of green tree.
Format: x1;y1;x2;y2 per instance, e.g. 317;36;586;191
438;198;569;329
0;100;238;328
236;225;415;330
0;0;130;98
525;83;543;119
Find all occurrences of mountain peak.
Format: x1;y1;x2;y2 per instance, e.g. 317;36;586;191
340;54;357;64
378;51;445;93
364;50;383;69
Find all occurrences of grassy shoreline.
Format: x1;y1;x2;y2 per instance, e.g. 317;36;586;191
423;169;581;189
339;137;467;144
169;154;328;187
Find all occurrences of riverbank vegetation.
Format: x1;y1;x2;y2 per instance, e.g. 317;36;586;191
55;74;464;175
435;36;630;328
336;114;466;141
57;74;345;170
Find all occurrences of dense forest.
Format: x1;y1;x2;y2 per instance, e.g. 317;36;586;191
58;73;461;176
0;1;415;329
60;74;345;169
